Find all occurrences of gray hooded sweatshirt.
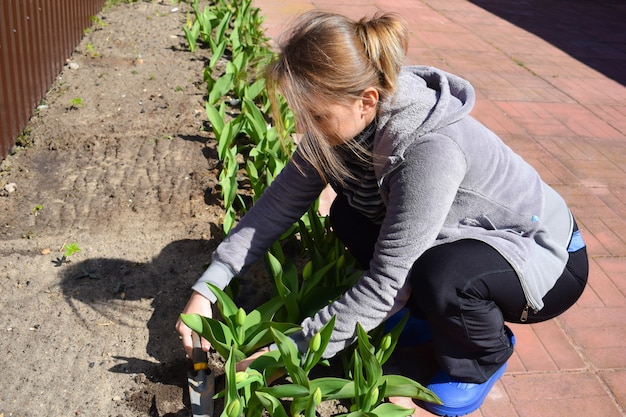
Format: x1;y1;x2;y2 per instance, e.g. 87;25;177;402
192;66;573;358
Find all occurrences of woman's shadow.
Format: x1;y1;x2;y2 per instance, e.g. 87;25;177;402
60;238;216;416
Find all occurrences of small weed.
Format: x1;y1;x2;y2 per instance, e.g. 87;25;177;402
69;97;83;110
36;99;48;111
90;15;107;28
174;85;184;92
31;204;43;215
63;242;81;258
53;242;81;267
512;57;537;75
86;42;100;58
15;127;33;148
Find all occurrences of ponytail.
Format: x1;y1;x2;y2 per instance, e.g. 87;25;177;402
356;13;408;100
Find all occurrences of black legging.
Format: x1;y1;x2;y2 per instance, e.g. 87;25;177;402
330;193;589;383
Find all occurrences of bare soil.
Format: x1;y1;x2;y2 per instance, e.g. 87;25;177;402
1;2;233;416
0;2;434;416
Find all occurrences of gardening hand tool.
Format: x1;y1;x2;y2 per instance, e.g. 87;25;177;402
188;332;214;417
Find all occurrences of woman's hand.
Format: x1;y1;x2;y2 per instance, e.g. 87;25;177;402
176;291;213;359
236;347;270;372
237;347;286;384
388;397;433;416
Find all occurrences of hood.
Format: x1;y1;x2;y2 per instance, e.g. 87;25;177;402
374;65;475;166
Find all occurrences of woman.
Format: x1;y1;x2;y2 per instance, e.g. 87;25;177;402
176;11;588;416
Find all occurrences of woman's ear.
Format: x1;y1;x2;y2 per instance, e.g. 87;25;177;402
360;87;379;115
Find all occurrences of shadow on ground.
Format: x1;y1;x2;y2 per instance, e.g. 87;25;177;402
59;239;214;416
58;237;275;416
470;0;626;85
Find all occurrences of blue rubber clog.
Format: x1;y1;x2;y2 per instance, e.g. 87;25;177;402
424;327;515;416
384;308;432;346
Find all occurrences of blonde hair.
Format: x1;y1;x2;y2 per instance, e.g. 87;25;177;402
266;11;408;184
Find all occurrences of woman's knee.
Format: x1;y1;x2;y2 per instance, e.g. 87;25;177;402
409;248;461;316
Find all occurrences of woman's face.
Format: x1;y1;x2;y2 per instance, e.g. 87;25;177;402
309;89;379;147
313;100;368;146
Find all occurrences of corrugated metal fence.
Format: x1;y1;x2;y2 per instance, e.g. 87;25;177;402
0;0;106;160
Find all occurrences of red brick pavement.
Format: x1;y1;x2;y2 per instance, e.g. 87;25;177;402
251;0;626;415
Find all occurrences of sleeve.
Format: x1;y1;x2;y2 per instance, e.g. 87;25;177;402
192;149;326;302
298;135;467;357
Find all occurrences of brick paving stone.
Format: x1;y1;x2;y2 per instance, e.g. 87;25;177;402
577;346;626;370
497;102;576;137
497;135;549;160
550;77;626;107
584;258;626;306
560;306;626;329
543;103;624;140
600;369;626;411
504;372;609;402
566;331;625;367
531;320;587;371
569;285;605;310
590;188;626;226
589;105;626;136
478;382;518;417
561;159;626;189
595;257;626;294
534;159;581;186
515;397;624;417
583;218;626;257
472;97;532;135
508;323;559;372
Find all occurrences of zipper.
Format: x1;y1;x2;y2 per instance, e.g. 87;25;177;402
520;304;529;322
520;303;538;322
